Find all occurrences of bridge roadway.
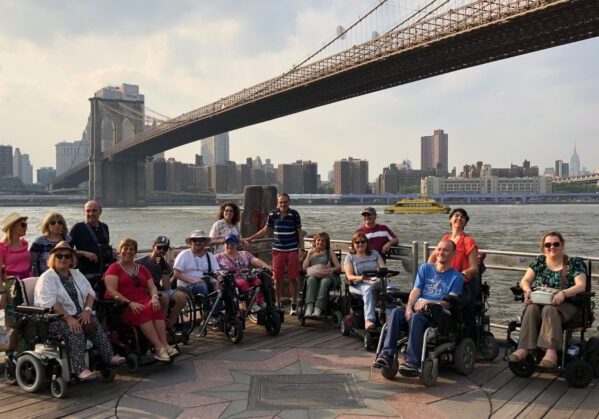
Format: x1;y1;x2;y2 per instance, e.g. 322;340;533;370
1;320;598;418
54;0;599;189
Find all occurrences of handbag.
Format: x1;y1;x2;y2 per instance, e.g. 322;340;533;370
306;264;331;279
530;256;568;305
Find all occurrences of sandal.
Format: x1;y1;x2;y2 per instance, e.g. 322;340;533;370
507;352;524;363
78;369;97;381
539;358;557;369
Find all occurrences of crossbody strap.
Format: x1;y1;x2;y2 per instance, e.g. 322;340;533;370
560;255;568;290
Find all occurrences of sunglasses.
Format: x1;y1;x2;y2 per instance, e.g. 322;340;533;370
156;245;168;251
354;240;367;245
55;253;72;260
190;238;207;243
544;242;561;249
19;222;28;228
50;220;64;226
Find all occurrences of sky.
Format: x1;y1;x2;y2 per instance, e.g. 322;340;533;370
1;0;598;182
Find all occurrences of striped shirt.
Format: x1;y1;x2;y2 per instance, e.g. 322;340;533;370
266;208;302;252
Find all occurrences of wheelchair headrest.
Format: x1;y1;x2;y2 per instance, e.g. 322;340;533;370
17;277;39;306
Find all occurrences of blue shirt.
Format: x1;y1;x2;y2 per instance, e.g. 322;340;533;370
414;263;464;303
266;208;302;252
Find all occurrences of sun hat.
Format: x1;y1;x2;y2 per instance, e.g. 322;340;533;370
153;236;171;248
1;212;28;233
49;241;77;255
185;230;210;245
223;234;239;244
361;207;376;216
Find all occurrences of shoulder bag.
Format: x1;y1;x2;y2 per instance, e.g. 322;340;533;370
530;255;568;305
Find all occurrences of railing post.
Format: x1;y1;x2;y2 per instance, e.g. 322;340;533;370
411;241;419;281
422;241;430;263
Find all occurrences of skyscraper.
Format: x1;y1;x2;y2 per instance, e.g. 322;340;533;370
421;129;448;174
0;145;13;177
12;148;33;185
570;145;580;176
201;133;229;166
334;157;369;194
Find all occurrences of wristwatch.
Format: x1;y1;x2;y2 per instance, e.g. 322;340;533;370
84;307;92;312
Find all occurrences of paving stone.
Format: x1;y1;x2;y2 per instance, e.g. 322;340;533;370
129;359;198;391
176;402;229;419
116;394;183;419
231;371;252;384
277;409;310;419
220;399;250;418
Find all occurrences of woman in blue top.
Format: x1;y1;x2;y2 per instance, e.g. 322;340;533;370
344;231;385;331
30;212;73;275
508;231;587;369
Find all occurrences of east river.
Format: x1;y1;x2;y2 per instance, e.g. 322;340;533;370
2;204;598;327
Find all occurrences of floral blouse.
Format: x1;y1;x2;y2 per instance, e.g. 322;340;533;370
530;255;586;289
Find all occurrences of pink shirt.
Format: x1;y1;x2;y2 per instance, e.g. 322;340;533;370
0;239;33;279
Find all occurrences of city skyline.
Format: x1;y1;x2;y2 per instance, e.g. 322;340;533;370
1;1;598;182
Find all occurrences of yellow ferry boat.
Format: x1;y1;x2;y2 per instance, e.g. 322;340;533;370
384;196;450;214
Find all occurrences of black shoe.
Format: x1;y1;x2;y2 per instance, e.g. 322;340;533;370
398;362;419;377
375;353;392;368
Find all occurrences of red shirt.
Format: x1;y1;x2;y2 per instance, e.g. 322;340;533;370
442;232;478;280
356;224;397;255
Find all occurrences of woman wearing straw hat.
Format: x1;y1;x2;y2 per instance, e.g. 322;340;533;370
34;241;125;380
0;212;32;280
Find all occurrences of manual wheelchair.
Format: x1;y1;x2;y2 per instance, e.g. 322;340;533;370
296;250;347;327
505;259;599;388
340;267;402;351
4;277;116;398
373;295;476;386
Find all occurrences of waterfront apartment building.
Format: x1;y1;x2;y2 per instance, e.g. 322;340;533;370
201;133;229;166
0;145;13;177
334;157;368;194
421;129;448;174
422;175;553;195
277;160;318;194
13;148;33;185
375;163;435;194
37;167;56;185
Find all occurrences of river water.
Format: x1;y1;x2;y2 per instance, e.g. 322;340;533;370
2;204;598;327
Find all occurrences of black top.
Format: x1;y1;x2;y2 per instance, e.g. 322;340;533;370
69;221;111;275
136;255;172;290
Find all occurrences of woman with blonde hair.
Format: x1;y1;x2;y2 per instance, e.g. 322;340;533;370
30;212;72;275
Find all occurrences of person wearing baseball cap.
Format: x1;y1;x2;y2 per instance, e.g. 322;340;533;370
356;207;398;259
136;236;187;331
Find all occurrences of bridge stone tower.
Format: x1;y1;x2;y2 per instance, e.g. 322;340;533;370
89;84;147;207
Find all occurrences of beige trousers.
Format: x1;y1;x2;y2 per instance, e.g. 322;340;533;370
518;302;578;350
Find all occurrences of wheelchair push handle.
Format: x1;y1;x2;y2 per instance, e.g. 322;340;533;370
510;284;524;302
361;267;400;278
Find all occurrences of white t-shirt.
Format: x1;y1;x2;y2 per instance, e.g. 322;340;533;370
173;249;220;287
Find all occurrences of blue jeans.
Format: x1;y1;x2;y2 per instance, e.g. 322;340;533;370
186;281;208;296
382;307;432;367
349;280;380;322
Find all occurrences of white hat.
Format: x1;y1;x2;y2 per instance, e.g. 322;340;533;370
185;230;209;245
1;212;28;233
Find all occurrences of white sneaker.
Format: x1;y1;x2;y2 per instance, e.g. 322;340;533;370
166;345;179;357
305;304;314;317
155;347;171;362
289;303;298;316
313;307;322;317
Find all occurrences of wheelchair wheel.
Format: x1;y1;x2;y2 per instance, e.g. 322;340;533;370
176;290;196;342
479;333;499;361
588;350;599;378
508;355;536;378
125;353;140;373
564;359;594;388
380;357;399;380
420;359;438;387
100;368;116;383
5;363;17;385
226;320;244;344
454;338;476;375
332;310;343;327
50;377;68;399
265;307;281;337
16;354;45;393
364;333;374;351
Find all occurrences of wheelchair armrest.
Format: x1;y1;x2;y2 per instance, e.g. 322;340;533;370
511;284;524;301
16;305;52;315
443;294;462;306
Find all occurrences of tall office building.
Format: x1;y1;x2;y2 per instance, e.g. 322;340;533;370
37;167;57;185
421;129;448;174
570;145;580;176
201;133;229;166
0;145;13;177
56;140;91;176
334;157;369;194
12;148;33;185
554;160;570;177
277;160;318;194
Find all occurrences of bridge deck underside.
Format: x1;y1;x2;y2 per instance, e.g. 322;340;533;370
54;0;599;188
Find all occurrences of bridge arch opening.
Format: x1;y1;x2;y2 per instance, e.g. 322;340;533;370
122;117;135;142
101;117;116;151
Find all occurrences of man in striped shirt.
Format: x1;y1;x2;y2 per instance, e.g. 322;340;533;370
247;193;304;314
356;207;398;260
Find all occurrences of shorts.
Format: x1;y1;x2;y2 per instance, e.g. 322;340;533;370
272;250;300;284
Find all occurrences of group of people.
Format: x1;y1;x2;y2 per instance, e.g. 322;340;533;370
0;193;588;383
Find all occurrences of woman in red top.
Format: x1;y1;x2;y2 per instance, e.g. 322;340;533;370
104;238;176;362
428;208;479;340
0;212;33;280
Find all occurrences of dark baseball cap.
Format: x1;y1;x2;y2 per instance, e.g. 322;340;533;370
361;207;376;216
224;234;239;244
153;236;171;248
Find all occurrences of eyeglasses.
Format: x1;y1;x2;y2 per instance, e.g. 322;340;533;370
55;254;72;260
354;240;367;245
278;201;289;205
50;220;64;226
19;222;28;228
223;209;234;213
190;238;207;243
544;242;561;249
156;245;167;251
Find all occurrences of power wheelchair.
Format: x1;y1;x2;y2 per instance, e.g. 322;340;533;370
505;259;599;388
339;267;402;351
4;277;116;398
236;268;283;337
373;294;476;386
296;250;347;327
